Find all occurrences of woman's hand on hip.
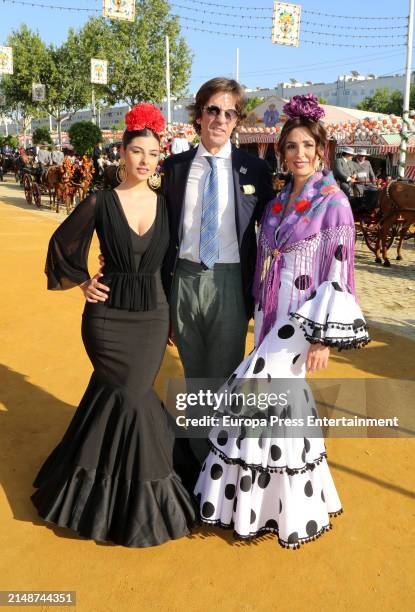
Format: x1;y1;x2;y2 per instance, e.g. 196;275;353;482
306;343;330;372
79;273;110;303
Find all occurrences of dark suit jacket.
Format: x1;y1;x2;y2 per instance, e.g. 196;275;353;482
161;144;274;320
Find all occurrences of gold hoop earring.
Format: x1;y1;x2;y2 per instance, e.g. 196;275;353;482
281;160;289;173
147;172;161;190
116;160;127;183
315;157;324;172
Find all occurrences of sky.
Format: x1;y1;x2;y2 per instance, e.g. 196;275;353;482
0;0;414;95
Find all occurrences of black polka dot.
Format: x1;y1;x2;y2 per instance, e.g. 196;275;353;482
210;464;223;480
287;532;299;544
258;472;271;489
252;471;256;485
233;497;238;512
321;490;325;503
332;281;343;292
267;405;278;419
265;519;278;530
250;510;256;524
271;445;282;461
286;405;292;419
304;480;313;497
217;430;228;446
240;475;252;492
304;389;309;403
267;373;272;383
227;372;237;386
306;520;318;536
353;318;365;331
292;354;301;365
253;357;265;374
294;274;312;290
236;436;241;449
225;484;236;500
231;395;243;414
335;245;346;261
258;434;264;449
202;501;215;518
301;448;306;463
278;324;295;339
239;425;247;440
279;499;282;514
304;437;311;453
307;290;317;301
312;328;323;340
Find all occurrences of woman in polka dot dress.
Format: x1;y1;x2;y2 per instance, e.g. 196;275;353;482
194;95;370;549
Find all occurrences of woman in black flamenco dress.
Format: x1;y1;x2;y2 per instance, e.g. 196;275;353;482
31;104;197;547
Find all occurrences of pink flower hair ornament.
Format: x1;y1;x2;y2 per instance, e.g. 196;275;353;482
283;94;325;122
125;103;166;134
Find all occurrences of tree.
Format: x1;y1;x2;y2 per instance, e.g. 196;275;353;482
356;87;415;115
33;126;52;145
245;96;264;113
0;24;49;146
39;30;91;144
69;121;102;155
79;0;193;107
317;96;327;104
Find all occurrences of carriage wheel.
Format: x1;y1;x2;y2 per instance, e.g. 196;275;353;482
32;183;42;208
23;174;33;205
359;214;380;253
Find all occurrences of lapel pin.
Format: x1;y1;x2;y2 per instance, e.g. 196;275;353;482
239;166;247;174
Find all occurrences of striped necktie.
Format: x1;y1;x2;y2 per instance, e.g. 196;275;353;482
199;156;219;269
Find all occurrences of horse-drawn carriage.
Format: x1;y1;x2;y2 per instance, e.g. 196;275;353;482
22;156;95;214
0;152;21;182
351;180;415;266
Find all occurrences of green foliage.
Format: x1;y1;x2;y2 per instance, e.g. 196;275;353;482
245;97;264;113
317;96;327;105
40;30;91;128
356;87;415;115
0;135;19;148
69;121;102;155
0;24;49;131
79;0;193;106
33;126;52;145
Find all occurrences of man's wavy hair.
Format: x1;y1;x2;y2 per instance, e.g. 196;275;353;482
187;77;247;134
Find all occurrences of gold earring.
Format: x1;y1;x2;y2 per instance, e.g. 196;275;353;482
116;160;127;183
315;158;324;172
281;159;289;173
148;172;161;190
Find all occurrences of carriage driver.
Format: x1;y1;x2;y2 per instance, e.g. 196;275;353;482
353;149;376;197
333;146;356;198
51;145;64;166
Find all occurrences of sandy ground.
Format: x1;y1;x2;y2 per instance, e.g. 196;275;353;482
0;176;414;612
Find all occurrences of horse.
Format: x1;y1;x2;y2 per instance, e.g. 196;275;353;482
376;181;415;266
54;158;76;214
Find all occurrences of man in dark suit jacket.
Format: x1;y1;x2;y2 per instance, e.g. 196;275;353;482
333;147;356;198
162;77;273;465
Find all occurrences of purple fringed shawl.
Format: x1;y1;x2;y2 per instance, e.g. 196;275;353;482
253;170;356;344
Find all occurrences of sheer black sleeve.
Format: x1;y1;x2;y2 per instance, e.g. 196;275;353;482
45;193;97;290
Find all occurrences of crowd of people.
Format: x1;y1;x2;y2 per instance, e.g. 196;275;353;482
29;82;370;552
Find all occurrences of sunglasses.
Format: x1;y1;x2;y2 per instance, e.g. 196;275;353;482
203;105;239;122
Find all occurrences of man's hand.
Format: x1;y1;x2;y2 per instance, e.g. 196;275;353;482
79;273;110;303
306;343;330;372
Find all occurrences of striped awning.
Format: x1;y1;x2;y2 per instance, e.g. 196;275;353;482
405;165;415;180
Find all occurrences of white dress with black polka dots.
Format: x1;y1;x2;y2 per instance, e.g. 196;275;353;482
194;234;369;549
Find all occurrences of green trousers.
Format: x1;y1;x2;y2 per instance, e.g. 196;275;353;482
170;259;249;381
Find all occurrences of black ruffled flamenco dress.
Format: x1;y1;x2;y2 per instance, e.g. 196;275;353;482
31;190;198;547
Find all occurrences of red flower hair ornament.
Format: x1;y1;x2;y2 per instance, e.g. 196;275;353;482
125;103;166;134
